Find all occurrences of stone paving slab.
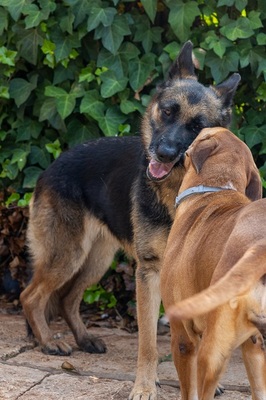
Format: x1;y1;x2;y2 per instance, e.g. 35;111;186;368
0;313;253;399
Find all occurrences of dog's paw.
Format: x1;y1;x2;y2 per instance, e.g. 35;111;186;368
41;340;72;356
215;383;225;396
128;388;157;400
79;335;107;354
128;381;159;400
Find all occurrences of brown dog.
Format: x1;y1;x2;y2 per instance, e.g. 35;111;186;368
160;127;265;400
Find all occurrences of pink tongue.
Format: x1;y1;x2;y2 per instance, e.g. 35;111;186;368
148;159;175;179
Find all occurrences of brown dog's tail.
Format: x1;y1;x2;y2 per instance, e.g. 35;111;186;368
167;240;266;321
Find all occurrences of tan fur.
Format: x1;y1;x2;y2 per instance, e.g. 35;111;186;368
160;127;265;400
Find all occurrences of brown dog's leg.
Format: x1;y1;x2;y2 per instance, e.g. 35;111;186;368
170;322;198;400
197;309;235;400
61;233;120;353
241;335;266;399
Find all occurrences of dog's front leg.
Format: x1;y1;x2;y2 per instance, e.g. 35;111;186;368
129;262;161;400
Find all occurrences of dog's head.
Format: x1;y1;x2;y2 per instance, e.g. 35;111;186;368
183;127;262;201
143;41;241;182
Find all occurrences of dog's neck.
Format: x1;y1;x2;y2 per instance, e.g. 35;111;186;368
175;185;236;207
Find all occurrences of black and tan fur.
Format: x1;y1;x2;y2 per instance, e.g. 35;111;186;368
20;41;241;399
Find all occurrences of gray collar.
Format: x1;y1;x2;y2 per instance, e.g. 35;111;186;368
175;185;235;207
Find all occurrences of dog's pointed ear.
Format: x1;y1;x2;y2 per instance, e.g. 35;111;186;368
246;167;262;201
186;135;219;174
167;41;197;81
213;73;241;108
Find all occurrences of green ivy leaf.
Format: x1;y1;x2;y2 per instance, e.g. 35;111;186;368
248;10;263;30
24;3;50;28
242;125;264;149
129;53;156;91
235;0;248;11
141;0;157;23
97;43;140;79
55;93;76;119
100;70;128;98
50;28;80;62
205;51;239;83
39;98;57;122
2;0;30;21
64;0;94;28
6;192;20;206
17;192;33;207
45;139;62;159
79;66;95;83
257;33;266;45
17;28;44;65
64;119;99;146
0;46;17;66
87;6;116;31
0;7;8;35
9;78;36;107
10;148;29;170
168;0;200;42
60;10;75;34
45;86;67;97
16;119;43;141
23;166;43;188
220;17;254;41
95;14;131;55
217;0;234;5
80;90;105;120
29;145;50;169
98;106;126;136
135;22;163;53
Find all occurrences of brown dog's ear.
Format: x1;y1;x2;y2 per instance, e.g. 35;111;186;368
246;167;262;201
186;135;219;174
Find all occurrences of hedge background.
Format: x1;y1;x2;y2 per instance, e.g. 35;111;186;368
0;0;266;317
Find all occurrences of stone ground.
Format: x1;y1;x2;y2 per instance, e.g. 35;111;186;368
0;310;253;400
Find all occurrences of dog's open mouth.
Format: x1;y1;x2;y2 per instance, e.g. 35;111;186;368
147;158;178;181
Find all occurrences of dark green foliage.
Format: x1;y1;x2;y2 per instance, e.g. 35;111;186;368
0;0;266;201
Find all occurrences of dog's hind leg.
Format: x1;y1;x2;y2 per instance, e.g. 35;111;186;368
20;264;80;356
20;201;103;355
61;224;121;353
170;322;198;400
196;308;236;400
241;335;266;399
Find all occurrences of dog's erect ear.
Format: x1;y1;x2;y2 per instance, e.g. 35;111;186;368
167;41;197;81
246;167;262;201
213;73;241;108
186;135;219;174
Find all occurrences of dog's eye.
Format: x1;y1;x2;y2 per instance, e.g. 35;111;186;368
163;109;171;116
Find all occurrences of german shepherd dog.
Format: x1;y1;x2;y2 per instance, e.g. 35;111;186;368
20;41;241;399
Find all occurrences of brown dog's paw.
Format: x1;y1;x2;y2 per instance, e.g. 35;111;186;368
215;383;225;396
41;340;72;356
78;335;107;354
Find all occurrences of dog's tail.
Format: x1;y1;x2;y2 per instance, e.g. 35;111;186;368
167;240;266;321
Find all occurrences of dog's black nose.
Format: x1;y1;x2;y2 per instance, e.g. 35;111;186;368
156;144;177;163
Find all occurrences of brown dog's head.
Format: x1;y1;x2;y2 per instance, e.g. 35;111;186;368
181;127;262;201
